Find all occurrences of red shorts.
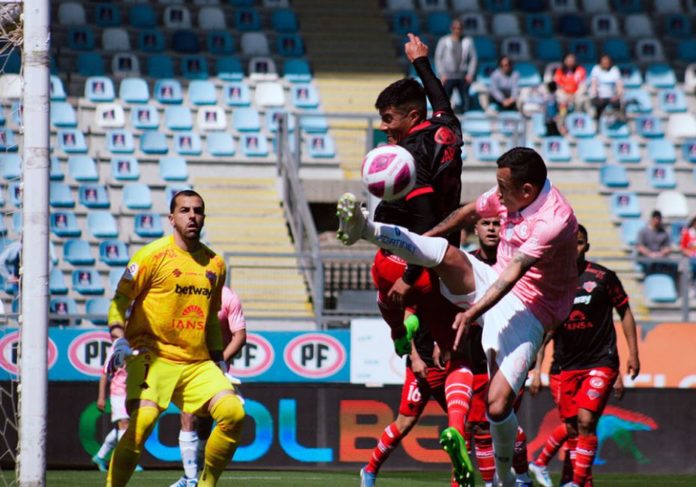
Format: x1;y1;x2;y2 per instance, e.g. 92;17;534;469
559;367;618;420
549;372;562;407
372;250;433;306
467;373;489;423
398;365;448;417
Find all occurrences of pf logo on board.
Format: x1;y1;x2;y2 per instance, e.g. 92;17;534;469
229;333;274;378
284;334;346;379
0;331;58;375
68;331;112;376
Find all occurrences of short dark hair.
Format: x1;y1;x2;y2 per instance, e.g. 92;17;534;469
496;147;547;189
375;78;426;119
578;224;588;240
651;210;662;219
170;189;204;213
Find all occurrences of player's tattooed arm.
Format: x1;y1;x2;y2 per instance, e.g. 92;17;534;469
425;200;479;237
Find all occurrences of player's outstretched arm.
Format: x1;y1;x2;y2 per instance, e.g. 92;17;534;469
405;33;455;116
425;201;479;238
618;305;640;380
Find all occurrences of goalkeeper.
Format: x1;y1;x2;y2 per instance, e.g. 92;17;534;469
106;190;245;487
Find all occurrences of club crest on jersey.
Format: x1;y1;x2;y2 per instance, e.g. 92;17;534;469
206;270;217;286
518;223;529;238
172;268;182;278
583;281;597;293
123;263;138;281
590;377;605;389
434;126;456;145
587;389;601;400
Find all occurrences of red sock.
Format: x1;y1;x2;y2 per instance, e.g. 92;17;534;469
562;437;578;485
465;429;473;455
512;426;529;474
573;434;598;486
535;423;568;467
473;431;495;482
445;368;473;436
366;423;403;474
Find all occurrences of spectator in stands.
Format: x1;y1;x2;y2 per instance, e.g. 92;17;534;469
544;82;565;136
489;56;519;111
553;53;586;115
434;19;477;113
636;210;675;276
589;54;623;122
679;216;696;294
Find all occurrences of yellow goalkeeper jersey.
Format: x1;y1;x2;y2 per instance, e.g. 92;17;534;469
108;235;226;363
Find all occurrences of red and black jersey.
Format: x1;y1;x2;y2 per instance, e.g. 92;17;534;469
553;261;628;371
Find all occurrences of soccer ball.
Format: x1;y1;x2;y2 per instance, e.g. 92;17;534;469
361;145;416;202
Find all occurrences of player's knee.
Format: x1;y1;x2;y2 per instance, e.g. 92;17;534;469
486;398;512;421
210;393;245;431
126;406;160;447
395;413;417;433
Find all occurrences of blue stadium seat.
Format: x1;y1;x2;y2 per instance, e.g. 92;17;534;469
682;140;696;163
140;132;169;155
99;240;129;266
86;297;110;325
0;50;20;74
610;191;641;217
676;40;696;63
233;107;261;132
283;59;312;83
611;0;643;14
568;38;596;62
392;11;421;35
50;75;67;101
122;184;152;210
50;101;77;128
108;268;123;293
265;110;296;133
426;12;452;36
49;182;75;208
600;164;629;188
49;297;79;326
106;129;135;154
291;83;319;109
645;64;677;89
50;156;64;181
119;77;149;104
129;4;156;29
599;118;630;138
207;31;235;55
72;269;104;295
558;14;588;37
67;26;95;51
658;89;687;113
271;9;298;33
624;88;653;115
516;62;541;87
206;132;236;157
601;38;630;63
79;184;109;209
299;113;329;134
463;111;492;137
12;212;21;234
9;100;21;126
172;30;200;54
473;37;497;61
159;157;188;182
578;138;607;163
496;111;523;136
565;112;596;137
473;137;501;161
138;29;165;52
173;133;202;156
276;34;304;57
8;182;20;207
612;139;641;163
64;239;95;265
663;14;691;39
223;82;251;107
131;105;160;130
85;76;115;102
217;57;245;81
165;106;193;131
535;39;563;62
0;154;21;180
647;139;676;164
49;268;68;295
526;14;553;37
618;63;643;89
87;210;118;238
542;137;571;162
234;8;262;31
180;55;209;80
484;0;513;12
50;211;81;237
646;165;676;189
154;79;183;105
0;128;17;152
644;274;677;303
165;184;192;207
134;213;163;238
189;80;217;105
95;3;121;28
147;54;175;79
620;218;643;246
241;134;269;157
634;115;664;138
306;134;336;158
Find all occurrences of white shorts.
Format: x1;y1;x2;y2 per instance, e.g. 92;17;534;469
438;251;544;393
110;394;129;423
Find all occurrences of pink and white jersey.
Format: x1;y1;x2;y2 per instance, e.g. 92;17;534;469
219;286;246;346
103;348;127;397
476;179;578;328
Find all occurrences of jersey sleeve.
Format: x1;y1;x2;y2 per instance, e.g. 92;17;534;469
605;269;629;311
475;186;502;219
221;287;247;333
107;247;155;326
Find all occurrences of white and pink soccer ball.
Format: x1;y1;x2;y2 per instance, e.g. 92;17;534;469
360;145;416;202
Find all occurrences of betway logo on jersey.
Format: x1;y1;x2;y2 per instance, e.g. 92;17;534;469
174;284;211;298
68;331;112;376
0;331;58;376
284;334;346;379
172;305;205;330
229;333;274;377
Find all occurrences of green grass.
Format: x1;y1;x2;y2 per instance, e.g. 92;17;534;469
1;470;693;487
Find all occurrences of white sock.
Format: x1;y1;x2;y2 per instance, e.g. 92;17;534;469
96;427;119;459
117;428;125;441
179;430;199;479
365;221;449;267
488;411;518;482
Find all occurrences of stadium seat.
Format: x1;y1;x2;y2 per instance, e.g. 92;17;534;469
86;297;110;326
110;157;139;181
188;80;217;105
536;39;563;62
129;4;157;29
612;0;643;14
130;105;160;130
565;112;596;137
164;184;192;207
460;13;487;36
644;274;677;303
496;111;522;136
241;134;269;157
682;140;696;163
618;63;643;89
493;14;520;37
0;128;17;152
299;113;329;134
198;6;226;30
64;239;95;265
134;213;164;238
636;38;665;63
102;28;130;51
234;8;261;31
271;9;298;33
147;54;175;79
122;184;152;210
106;129;135;154
12;212;21;235
635;116;664;138
164;106;193;131
58;2;86;25
283;59;312;83
99;240;129;266
232;107;261;132
108;268;122;293
72;269;104;295
526;14;552;37
50;156;64;181
600;164;629;187
291;83;319;109
276;34;304;58
578;138;607;162
87;210;118;239
159;156;188;181
8;182;20;207
658;89;687;114
426;12;452;36
656;190;689;219
647;165;676;189
583;0;610;12
647;139;676;164
140;132;169;155
67;26;95;51
85;76;115;103
663;14;692;39
173;132;202;156
645;64;677;89
501;37;530;61
249;56;278;81
393;11;420;36
601;38;630;63
49;182;75;208
206;132;236;156
542;137;571;162
516;62;541;87
216;57;245;81
170;31;198;51
154;79;183;105
163;6;192;29
67;156;98;182
50;211;81;237
79;184;109;209
49;268;68;295
95;103;126;129
620;218;643;246
612;139;641;163
599;118;630;139
462;111;492;137
558;14;588;37
241;32;270;56
180;55;209;80
419;0;448;11
306;134;336;158
473;137;502;162
667;114;696;139
196;107;227;131
50;101;77;128
207;31;235;55
591;14;619;37
118;77;149;104
138;29;165;54
655;0;684;13
610;191;641;217
49;297;79;326
265;110;296;133
624;88;653;114
255;82;285;108
568;39;597;63
677;40;696;63
625;14;653;37
50;75;67;101
473;37;497;62
0;154;21;180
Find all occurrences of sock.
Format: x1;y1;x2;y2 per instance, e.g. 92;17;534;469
488;412;518;483
96;428;119;459
512;426;529;474
196;438;207;472
535;423;568;467
199;394;245;487
179;430;199;479
117;428;125;441
445;368;473;436
106;406;160;487
573;434;598;486
474;430;495;482
366;423;403;474
365;222;449;268
562;437;578;485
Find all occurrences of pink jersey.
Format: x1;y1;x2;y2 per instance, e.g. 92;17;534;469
103;348;127;397
218;286;246;346
476;180;577;329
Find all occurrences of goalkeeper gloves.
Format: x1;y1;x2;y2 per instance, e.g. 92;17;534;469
393;314;420;357
107;337;137;377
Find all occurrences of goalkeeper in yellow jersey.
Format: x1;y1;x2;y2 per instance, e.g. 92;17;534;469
105;190;245;487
